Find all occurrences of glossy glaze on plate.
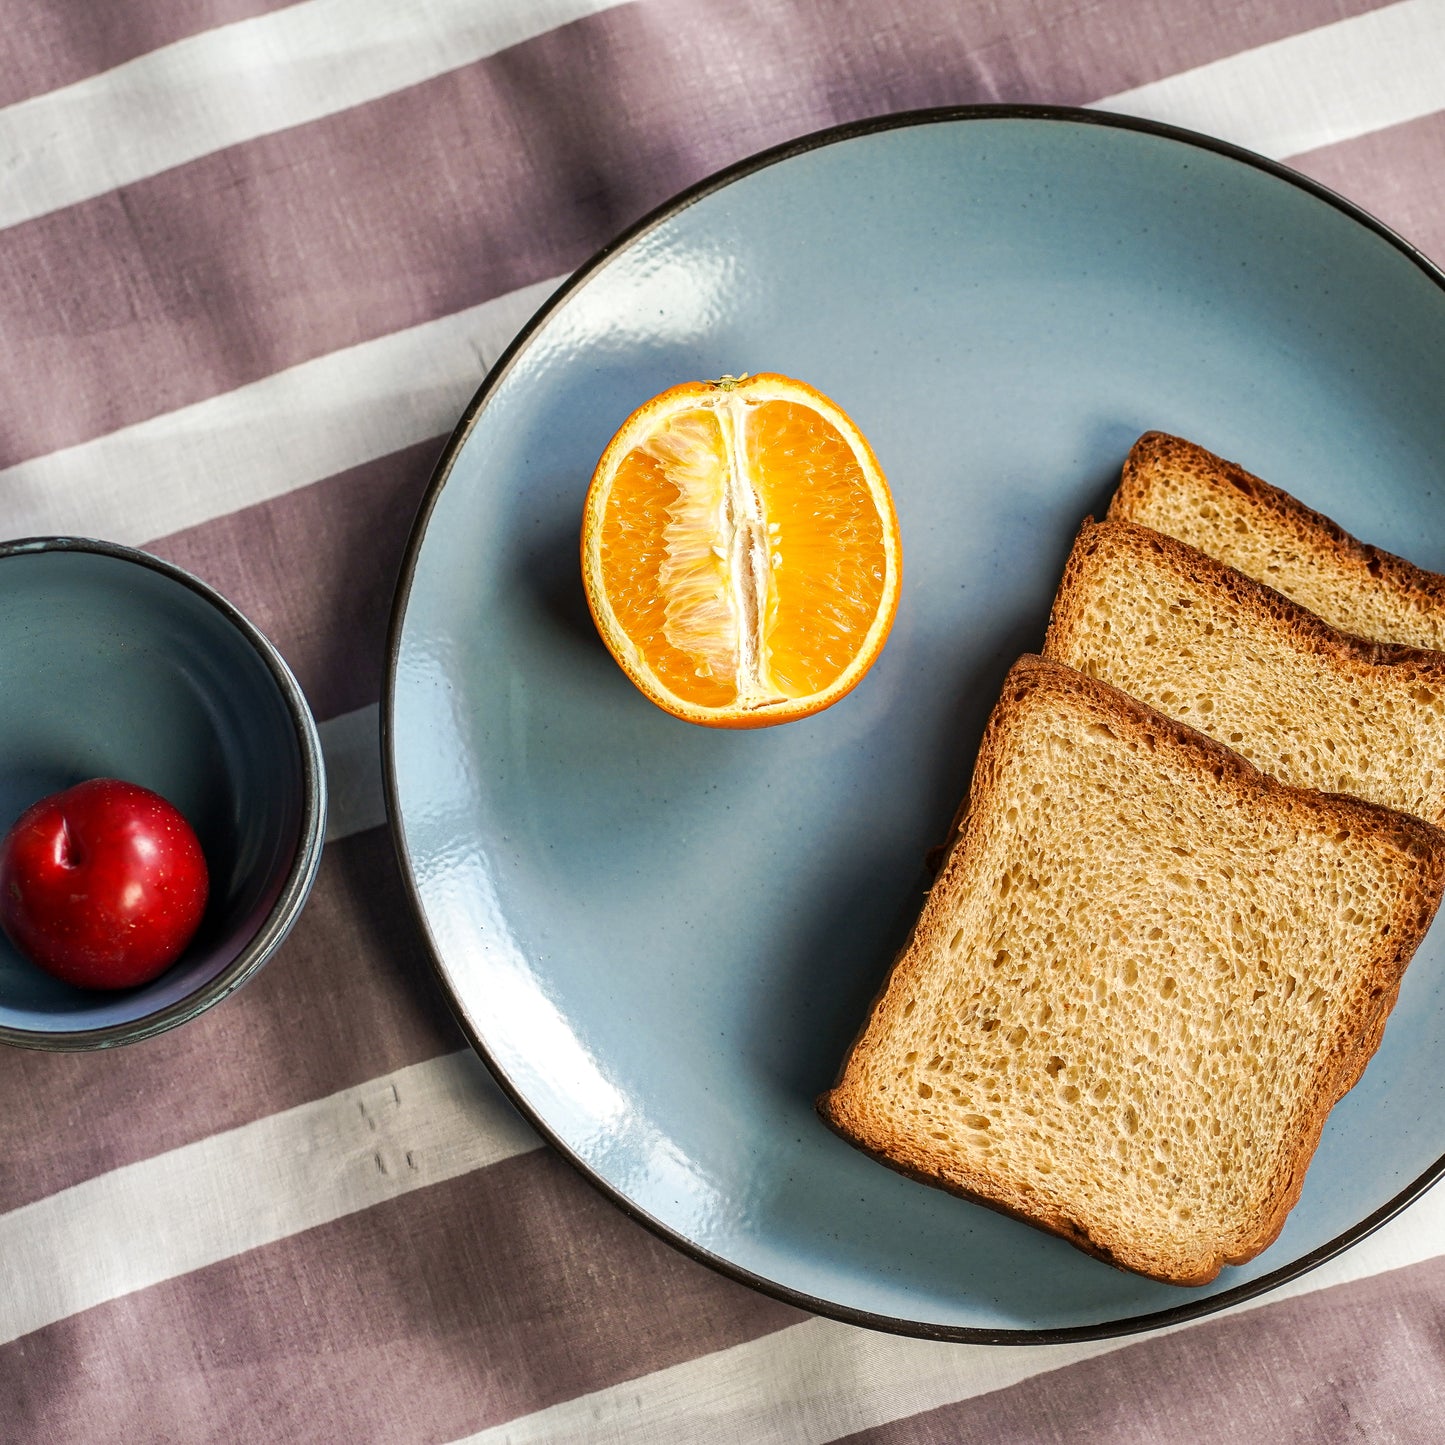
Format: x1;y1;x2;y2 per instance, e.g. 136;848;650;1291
0;539;327;1049
386;108;1445;1339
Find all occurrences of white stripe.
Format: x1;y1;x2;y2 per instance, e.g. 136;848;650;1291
0;275;562;547
1;10;1440;549
0;0;634;231
0;0;1430;238
0;1049;539;1346
453;1183;1445;1444
1091;0;1445;159
320;704;386;842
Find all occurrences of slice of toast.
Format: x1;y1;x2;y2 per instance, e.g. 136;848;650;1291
818;657;1445;1286
1043;518;1445;825
1109;432;1445;651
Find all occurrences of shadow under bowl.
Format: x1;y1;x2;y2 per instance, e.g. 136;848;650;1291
0;537;327;1050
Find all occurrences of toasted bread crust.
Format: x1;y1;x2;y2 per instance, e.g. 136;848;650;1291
818;657;1445;1286
1110;432;1445;648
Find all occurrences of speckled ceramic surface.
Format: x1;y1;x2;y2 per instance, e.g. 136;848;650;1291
386;108;1445;1339
0;539;327;1049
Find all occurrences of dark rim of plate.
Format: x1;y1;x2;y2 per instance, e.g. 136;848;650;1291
0;535;328;1052
383;103;1445;1345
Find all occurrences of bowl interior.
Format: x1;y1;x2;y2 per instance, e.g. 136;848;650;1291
0;547;306;1037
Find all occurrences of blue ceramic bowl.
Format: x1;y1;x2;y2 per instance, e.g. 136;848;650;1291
0;537;327;1049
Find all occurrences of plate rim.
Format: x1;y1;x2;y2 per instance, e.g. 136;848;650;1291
382;102;1445;1344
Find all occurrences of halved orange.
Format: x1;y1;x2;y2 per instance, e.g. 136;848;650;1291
581;373;901;728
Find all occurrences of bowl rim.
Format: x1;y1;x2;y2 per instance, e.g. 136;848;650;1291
0;534;329;1052
382;104;1445;1343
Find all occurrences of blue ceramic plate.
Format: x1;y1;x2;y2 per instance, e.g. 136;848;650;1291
385;108;1445;1340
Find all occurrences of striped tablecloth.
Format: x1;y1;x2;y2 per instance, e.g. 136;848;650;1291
3;3;1444;1440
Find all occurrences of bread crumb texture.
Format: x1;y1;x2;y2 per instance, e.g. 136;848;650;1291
820;658;1445;1285
1111;432;1445;652
1045;519;1445;824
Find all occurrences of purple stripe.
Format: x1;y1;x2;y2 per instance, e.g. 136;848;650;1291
0;0;301;108
148;439;440;721
1293;111;1445;269
0;0;1390;469
833;1254;1445;1444
0;826;459;1215
0;1149;804;1442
